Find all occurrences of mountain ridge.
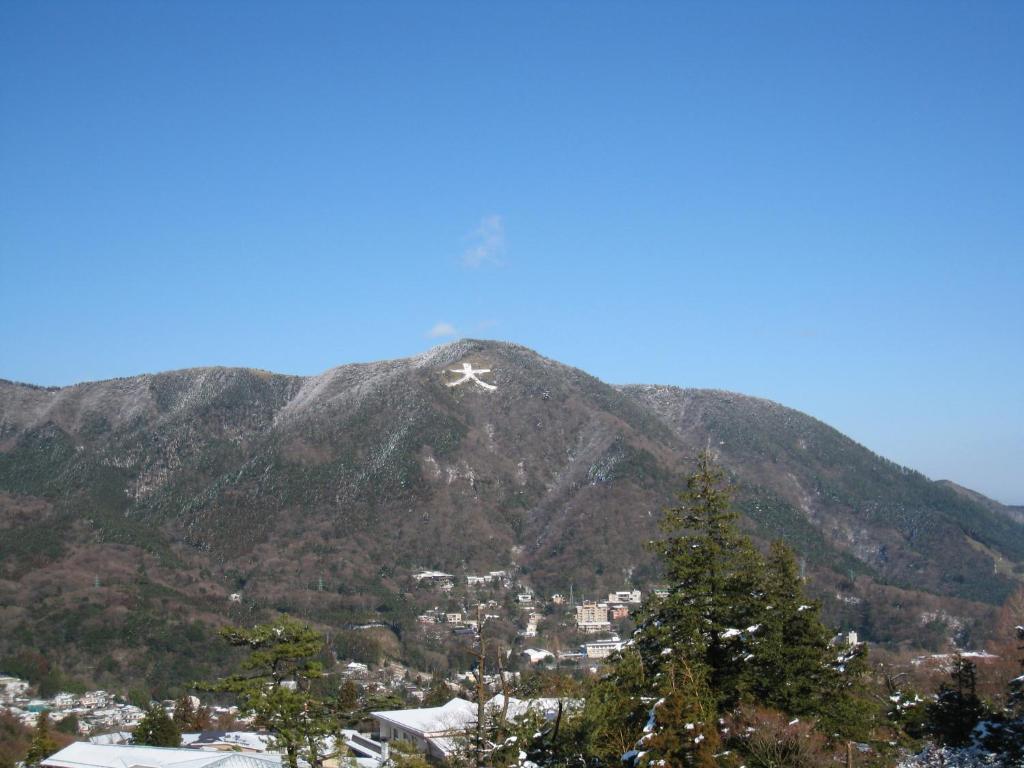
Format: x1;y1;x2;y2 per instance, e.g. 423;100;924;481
1;339;1021;692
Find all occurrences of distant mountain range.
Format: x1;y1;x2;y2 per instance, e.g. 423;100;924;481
1;340;1021;692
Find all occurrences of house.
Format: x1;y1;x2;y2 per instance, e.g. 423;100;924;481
444;613;463;625
42;743;284;768
371;698;477;761
516;592;533;604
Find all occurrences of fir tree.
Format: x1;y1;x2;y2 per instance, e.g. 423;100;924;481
132;704;181;747
24;712;58;768
637;450;765;710
754;542;845;719
619;450;871;761
583;647;650;764
926;656;988;747
637;659;719;768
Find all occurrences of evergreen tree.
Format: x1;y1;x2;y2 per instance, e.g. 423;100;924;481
338;680;360;716
614;450;871;763
636;450;765;710
636;659;719;768
422;677;451;707
55;713;78;736
583;647;650;764
24;712;58;768
197;616;333;768
753;540;871;737
172;695;212;732
132;704;181;747
926;656;988;747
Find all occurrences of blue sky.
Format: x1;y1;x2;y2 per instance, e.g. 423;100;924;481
1;2;1021;502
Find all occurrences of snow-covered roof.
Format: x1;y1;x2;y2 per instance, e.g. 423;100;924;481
486;695;581;721
370;698;476;737
520;648;554;662
88;734;133;746
181;732;273;752
43;744;282;768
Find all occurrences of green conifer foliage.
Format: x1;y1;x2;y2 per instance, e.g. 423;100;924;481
583;647;650;764
197;616;332;768
131;704;181;747
24;712;58;768
638;450;765;709
753;542;838;716
638;659;719;768
926;656;988;747
617;450;872;764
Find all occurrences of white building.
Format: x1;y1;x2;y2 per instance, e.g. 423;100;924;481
584;638;627;659
43;744;284;768
608;590;642;604
372;698;477;761
51;692;77;710
180;732;273;752
0;676;30;703
520;648;555;664
486;695;581;721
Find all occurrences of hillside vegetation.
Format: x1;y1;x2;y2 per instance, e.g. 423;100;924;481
1;340;1021;692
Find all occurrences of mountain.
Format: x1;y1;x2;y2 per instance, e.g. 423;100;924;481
1;340;1021;693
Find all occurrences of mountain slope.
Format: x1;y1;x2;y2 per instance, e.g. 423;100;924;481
1;340;1020;691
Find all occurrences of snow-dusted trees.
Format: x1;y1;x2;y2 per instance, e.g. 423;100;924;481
609;450;870;766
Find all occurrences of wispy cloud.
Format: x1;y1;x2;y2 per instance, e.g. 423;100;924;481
462;214;505;268
427;321;457;339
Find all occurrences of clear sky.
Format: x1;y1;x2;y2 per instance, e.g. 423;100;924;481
1;2;1021;503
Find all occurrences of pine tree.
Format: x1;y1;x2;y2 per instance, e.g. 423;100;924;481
197;616;333;768
132;704;181;747
24;712;58;768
